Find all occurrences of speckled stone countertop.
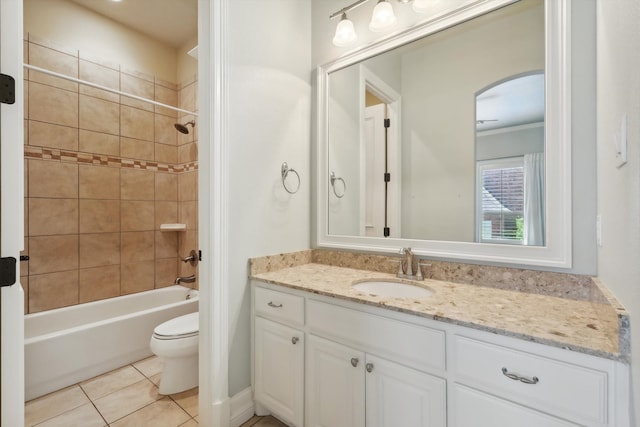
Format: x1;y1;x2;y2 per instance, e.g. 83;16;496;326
250;250;630;363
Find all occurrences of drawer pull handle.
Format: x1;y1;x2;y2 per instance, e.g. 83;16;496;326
291;336;299;344
268;301;283;308
366;363;374;373
351;358;359;367
502;367;539;385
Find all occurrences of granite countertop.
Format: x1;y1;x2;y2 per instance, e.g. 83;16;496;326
251;262;626;362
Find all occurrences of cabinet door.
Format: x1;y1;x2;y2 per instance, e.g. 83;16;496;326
365;354;446;427
451;384;579;427
254;317;304;427
306;335;366;427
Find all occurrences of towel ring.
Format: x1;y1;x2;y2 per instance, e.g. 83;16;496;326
330;171;346;198
281;162;300;194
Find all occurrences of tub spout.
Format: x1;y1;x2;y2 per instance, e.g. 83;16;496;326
175;275;196;285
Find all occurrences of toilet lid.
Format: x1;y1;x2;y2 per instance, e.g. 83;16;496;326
153;312;199;339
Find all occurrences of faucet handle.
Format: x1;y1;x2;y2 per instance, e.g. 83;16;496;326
415;261;431;280
181;249;199;266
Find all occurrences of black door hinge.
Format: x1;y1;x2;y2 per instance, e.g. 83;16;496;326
384;173;391;182
383;227;390;237
0;257;16;287
0;74;16;105
198;250;202;262
384;118;390;128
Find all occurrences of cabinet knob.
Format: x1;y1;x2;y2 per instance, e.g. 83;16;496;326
366;363;374;373
291;336;299;344
350;357;359;367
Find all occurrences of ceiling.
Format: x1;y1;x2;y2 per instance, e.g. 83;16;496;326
70;0;197;48
476;73;545;132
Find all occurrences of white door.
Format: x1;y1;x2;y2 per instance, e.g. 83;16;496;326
362;104;386;237
254;317;304;427
365;355;446;427
306;335;365;427
0;0;25;426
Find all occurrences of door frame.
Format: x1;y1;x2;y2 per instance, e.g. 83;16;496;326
359;65;402;238
199;0;231;425
0;0;25;425
0;1;230;426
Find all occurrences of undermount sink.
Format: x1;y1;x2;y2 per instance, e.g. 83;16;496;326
351;280;433;298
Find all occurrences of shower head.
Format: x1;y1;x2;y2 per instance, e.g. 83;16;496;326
174;120;196;134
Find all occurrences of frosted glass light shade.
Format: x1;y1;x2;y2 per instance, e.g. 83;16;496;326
333;14;357;47
412;0;431;13
369;1;397;32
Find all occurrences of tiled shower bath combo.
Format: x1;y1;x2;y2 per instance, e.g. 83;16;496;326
21;33;199;313
22;32;204;420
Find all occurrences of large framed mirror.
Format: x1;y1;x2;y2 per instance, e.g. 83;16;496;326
316;0;572;268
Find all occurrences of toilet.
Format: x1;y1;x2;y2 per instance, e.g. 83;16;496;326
150;312;199;395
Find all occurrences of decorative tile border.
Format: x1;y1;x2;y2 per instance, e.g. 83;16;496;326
25;145;198;173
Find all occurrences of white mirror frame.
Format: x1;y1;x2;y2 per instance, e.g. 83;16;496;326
316;0;572;268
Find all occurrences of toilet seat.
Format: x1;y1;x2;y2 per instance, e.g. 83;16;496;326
153;312;199;340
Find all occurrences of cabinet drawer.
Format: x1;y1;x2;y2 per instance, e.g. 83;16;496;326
451;384;579;427
307;299;445;373
452;335;608;426
254;286;304;326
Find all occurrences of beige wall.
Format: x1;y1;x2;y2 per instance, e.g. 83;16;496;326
21;36;198;313
24;0;178;83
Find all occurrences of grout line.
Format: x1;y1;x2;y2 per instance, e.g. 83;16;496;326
78;383;110;427
168;393;195;421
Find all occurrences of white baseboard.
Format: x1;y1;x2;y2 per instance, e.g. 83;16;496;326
230;387;255;427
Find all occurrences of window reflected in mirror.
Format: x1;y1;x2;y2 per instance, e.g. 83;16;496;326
475;72;545;246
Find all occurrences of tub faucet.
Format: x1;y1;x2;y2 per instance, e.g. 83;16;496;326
181;250;199;266
175;275;196;285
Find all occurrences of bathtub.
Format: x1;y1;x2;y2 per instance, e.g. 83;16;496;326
25;285;198;400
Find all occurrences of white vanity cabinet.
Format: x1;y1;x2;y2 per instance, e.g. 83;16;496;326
450;335;611;427
305;335;366;427
253;287;305;427
450;335;628;427
305;334;446;427
364;354;446;427
252;282;629;427
305;299;447;427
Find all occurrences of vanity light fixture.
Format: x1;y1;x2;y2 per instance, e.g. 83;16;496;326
369;0;397;32
330;0;368;47
333;13;358;47
331;0;412;46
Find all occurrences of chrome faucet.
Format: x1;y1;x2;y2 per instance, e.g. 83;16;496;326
401;247;414;277
175;275;196;285
397;248;428;280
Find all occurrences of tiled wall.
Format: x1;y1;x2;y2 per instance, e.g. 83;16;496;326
21;35;198;314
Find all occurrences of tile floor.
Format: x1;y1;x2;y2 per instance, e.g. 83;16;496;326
25;356;287;427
